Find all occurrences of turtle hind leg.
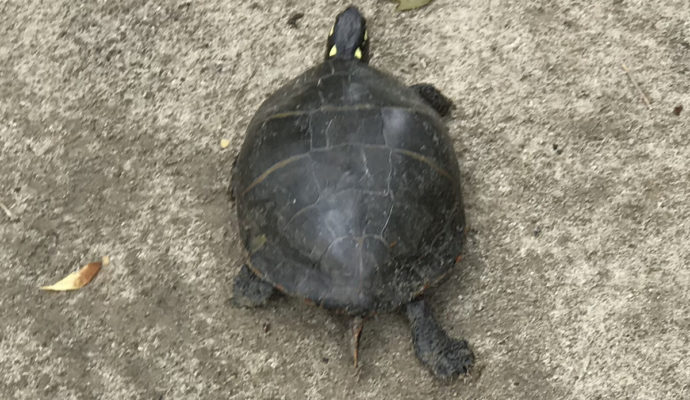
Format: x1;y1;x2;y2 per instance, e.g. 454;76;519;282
232;264;276;307
405;298;474;379
411;83;454;117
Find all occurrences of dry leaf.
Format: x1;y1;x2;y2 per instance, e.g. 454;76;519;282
40;258;106;291
396;0;433;11
220;139;230;149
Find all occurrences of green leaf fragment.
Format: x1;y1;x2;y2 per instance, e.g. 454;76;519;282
250;234;267;253
396;0;433;11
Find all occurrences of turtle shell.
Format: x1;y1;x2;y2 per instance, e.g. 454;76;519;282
232;60;464;315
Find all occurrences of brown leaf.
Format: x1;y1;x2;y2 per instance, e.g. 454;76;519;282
287;12;304;28
40;258;106;291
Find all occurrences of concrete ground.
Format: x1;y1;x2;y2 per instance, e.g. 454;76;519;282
1;0;688;399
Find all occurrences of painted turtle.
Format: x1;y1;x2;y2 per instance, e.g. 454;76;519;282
231;6;473;378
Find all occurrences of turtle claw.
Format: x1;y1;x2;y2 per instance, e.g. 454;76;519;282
406;299;474;379
424;337;474;379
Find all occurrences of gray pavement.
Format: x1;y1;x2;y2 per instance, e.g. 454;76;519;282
1;1;688;399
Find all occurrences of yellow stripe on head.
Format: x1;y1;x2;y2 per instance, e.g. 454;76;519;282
329;45;337;57
354;48;362;59
330;25;334;36
364;30;368;41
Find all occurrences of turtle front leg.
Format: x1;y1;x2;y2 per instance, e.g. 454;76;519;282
405;298;474;379
232;264;276;307
411;83;453;117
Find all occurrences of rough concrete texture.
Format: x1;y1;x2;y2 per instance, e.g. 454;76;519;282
1;0;688;399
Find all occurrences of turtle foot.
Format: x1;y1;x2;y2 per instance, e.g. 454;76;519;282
406;299;474;379
232;264;275;307
410;83;454;117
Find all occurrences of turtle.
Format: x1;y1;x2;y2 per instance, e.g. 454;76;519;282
230;6;474;379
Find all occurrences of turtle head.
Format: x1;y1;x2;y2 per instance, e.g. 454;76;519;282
325;6;369;63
